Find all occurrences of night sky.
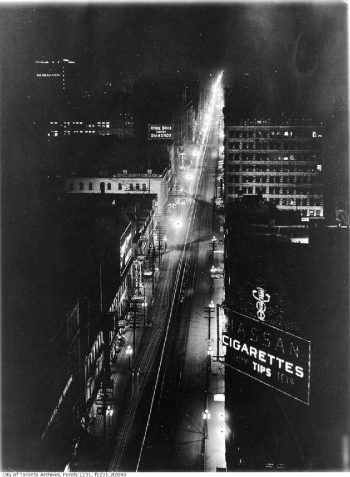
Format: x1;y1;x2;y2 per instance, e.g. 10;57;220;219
0;1;348;471
1;2;347;114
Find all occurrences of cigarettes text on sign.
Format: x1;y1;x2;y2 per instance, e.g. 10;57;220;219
223;311;311;404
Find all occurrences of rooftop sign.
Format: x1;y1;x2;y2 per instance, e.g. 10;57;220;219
223;311;311;404
148;124;173;140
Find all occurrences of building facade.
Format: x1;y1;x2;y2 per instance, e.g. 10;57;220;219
224;119;325;220
65;170;171;218
48;115;134;139
35;58;76;93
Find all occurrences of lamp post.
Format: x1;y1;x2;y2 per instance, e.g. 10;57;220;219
208;300;214;341
106;405;114;436
126;345;133;371
211;235;217;259
202;409;211;439
207;345;213;373
143;286;146;326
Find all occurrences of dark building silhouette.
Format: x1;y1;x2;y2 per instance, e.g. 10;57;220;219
224;198;349;470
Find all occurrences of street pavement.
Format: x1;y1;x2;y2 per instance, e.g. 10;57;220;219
137;89;227;471
74;78;226;472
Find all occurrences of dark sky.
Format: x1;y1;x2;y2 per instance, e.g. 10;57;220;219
1;2;348;116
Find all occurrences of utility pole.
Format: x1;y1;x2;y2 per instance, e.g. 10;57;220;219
143;286;146;326
151;243;156;295
204;306;212;341
158;229;161;267
132;299;137;370
216;303;220;360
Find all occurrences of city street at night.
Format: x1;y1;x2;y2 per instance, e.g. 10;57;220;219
1;2;349;473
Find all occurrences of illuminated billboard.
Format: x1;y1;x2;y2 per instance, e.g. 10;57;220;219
148;124;173;140
223;311;311;405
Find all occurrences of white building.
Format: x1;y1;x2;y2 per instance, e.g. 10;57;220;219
65;168;172;218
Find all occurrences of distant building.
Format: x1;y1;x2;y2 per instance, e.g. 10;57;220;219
48;115;134;139
224;117;325;220
63;140;175;217
65;170;170;219
35;58;76;94
133;78;199;146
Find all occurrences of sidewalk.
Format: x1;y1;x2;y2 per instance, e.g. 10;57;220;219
205;209;226;472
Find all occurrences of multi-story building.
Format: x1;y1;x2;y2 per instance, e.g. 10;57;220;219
35;58;76;94
36;194;157;468
63;140;175;218
65;169;171;219
223;199;349;470
224;118;325;220
48;114;134;139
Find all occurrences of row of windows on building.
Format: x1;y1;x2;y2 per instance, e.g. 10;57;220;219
226;153;320;163
228;186;321;196
226;186;323;202
227;130;323;139
49;129;133;138
227;175;322;185
36;73;61;77
227;141;320;151
227;165;322;173
49;119;133;126
69;182;149;191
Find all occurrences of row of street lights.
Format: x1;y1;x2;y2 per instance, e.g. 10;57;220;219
201;72;222;445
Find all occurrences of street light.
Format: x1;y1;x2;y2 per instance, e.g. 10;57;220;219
202;409;211;419
202;409;211;439
126;345;133;371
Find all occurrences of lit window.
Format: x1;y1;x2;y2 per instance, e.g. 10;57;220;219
317;164;322;171
284;131;289;136
312;131;317;138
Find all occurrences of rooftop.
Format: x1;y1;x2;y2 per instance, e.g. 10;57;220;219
52;137;172;175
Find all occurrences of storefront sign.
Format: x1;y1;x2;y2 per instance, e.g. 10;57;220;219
223;311;311;404
148;124;173;140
